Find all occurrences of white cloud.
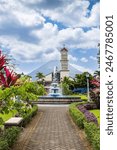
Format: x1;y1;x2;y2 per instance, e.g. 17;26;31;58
80;57;88;63
68;55;78;63
90;56;97;61
0;23;99;63
40;1;99;27
87;2;100;27
0;0;99;73
0;0;45;27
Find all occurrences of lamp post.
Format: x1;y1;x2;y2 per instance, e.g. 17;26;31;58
86;73;90;102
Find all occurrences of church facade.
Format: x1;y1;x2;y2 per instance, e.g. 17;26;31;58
44;47;69;83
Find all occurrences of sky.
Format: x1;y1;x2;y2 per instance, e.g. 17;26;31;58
0;0;100;74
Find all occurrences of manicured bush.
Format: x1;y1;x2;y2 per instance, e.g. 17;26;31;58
4;127;21;147
84;122;100;150
69;103;86;129
0;138;8;150
22;105;38;127
0;127;21;150
69;102;100;150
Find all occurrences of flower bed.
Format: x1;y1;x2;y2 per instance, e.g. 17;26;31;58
69;102;86;129
78;104;98;125
69;102;100;150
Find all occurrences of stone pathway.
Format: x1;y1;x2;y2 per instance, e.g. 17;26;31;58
12;105;91;150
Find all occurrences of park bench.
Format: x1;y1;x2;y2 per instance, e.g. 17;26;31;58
5;117;23;128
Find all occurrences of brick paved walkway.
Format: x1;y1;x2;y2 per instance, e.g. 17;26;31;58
13;106;90;150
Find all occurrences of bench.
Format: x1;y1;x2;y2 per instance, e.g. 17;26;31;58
5;117;23;128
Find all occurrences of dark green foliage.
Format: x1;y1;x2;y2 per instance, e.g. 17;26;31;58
84;122;100;150
69;102;100;150
74;72;93;88
3;127;21;147
0;138;8;150
22;105;38;127
69;103;86;129
62;83;72;95
0;127;20;150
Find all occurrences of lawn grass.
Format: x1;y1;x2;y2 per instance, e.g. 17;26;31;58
90;109;100;124
71;94;88;101
0;110;17;122
79;94;87;101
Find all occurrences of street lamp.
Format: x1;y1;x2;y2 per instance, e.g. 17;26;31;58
86;73;90;102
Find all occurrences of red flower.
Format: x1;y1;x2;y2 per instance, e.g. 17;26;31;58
0;50;18;87
0;50;6;70
0;67;18;87
90;79;100;87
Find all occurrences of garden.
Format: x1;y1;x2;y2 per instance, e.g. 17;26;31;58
0;49;100;150
67;72;100;150
0;50;46;150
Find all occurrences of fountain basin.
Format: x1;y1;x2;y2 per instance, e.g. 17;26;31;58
32;96;82;104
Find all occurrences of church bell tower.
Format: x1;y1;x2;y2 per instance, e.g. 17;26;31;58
60;47;69;80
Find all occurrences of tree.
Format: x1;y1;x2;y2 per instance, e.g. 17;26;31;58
36;72;45;84
36;72;45;79
93;70;100;78
74;72;93;88
62;77;74;91
62;83;72;95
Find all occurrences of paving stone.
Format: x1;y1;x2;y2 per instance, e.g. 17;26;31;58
12;106;88;150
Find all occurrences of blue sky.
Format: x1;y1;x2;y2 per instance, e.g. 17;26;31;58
0;0;100;74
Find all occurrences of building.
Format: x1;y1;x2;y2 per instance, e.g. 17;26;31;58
44;47;69;83
60;47;69;81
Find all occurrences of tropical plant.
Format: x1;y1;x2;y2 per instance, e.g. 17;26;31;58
36;72;45;84
74;72;93;88
93;70;100;78
36;72;45;80
0;50;18;88
90;78;100;109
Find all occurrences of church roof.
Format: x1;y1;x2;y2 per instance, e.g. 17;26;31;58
60;47;68;51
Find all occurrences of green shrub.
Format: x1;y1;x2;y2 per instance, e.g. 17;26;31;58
0;127;21;150
84;122;100;150
69;102;100;150
4;127;21;147
0;138;8;150
22;105;38;127
69;103;86;129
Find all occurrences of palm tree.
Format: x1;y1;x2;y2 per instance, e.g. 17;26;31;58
36;72;45;80
93;70;100;78
36;72;45;84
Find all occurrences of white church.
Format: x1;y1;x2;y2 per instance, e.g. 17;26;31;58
44;47;69;83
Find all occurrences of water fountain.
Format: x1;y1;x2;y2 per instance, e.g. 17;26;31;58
37;66;82;104
48;66;62;97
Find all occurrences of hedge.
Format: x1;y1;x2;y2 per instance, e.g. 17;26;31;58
84;122;100;150
69;102;100;150
22;105;38;127
69;102;86;129
0;138;8;150
0;127;20;150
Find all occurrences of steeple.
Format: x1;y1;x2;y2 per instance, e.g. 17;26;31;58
60;47;69;80
60;47;68;70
